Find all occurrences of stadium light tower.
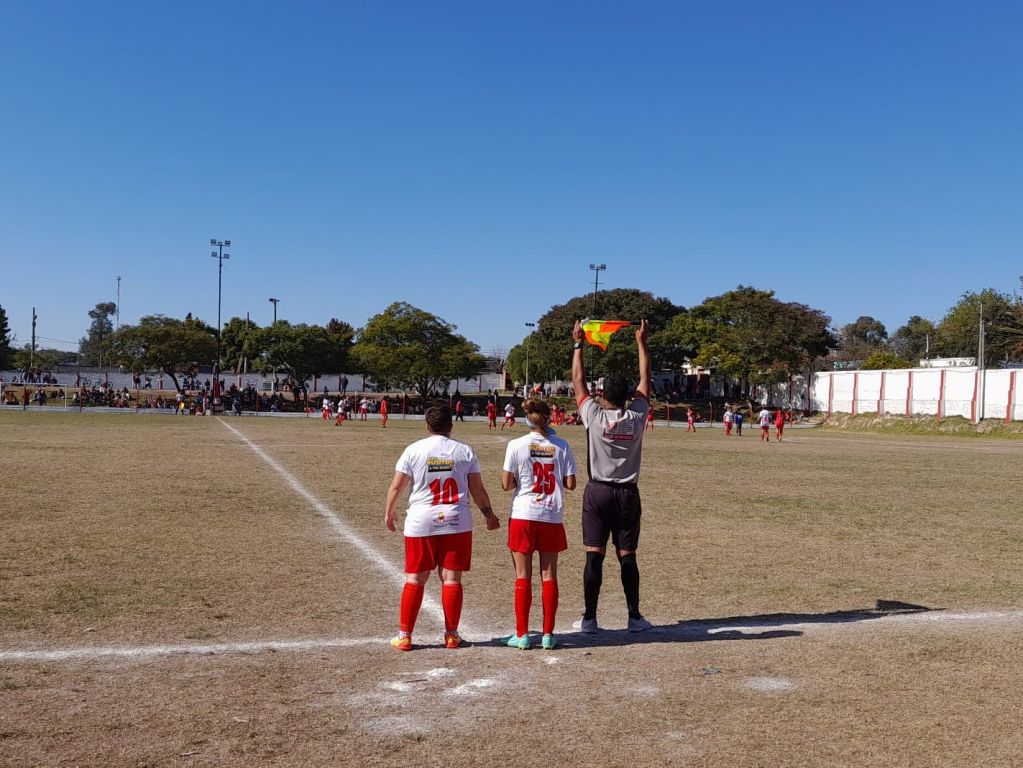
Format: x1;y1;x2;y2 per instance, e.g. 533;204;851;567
211;239;231;398
269;297;281;324
588;263;606;315
524;322;536;393
588;264;606;376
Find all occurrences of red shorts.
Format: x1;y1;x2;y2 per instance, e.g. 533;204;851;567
404;531;472;573
508;518;568;554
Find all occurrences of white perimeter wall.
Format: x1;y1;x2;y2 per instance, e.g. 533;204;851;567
771;367;1022;422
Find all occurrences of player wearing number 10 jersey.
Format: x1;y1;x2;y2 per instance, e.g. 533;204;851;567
501;399;577;650
385;405;500;651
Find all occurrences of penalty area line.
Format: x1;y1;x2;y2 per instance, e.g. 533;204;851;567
0;636;386;664
216;418;448;629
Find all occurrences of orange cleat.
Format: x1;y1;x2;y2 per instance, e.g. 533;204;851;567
444;632;467;649
390;635;413;652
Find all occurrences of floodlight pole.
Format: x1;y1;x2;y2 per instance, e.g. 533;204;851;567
977;302;986;423
588;263;606;379
211;238;232;399
524;322;536;396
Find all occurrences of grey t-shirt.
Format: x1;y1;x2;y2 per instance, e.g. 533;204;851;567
579;395;649;484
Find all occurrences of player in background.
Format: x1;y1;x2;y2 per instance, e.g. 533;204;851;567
758;406;771;442
734;409;743;436
645;407;655;431
359;397;370;421
380;396;388;428
454;399;465;422
723;407;734;436
686;407;696;432
486;400;498;430
321;396;332;421
775;407;785;441
501;399;577;650
571;318;654;633
501;401;516;430
384;405;500;651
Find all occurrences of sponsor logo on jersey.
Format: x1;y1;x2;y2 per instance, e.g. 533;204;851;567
529;443;556;458
427;457;455;473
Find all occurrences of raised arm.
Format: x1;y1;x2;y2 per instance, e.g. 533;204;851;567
572;320;588;408
635;319;651;401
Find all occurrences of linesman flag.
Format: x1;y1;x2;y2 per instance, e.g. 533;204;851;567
581;318;632;351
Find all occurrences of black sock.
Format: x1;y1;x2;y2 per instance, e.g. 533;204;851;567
619;553;641;619
583;551;605;620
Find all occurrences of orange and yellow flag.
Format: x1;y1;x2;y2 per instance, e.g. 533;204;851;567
581;319;632;351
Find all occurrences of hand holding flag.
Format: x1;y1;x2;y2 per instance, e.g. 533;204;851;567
580;318;632;351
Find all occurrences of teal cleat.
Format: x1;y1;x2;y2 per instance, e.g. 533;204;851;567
541;633;557;650
505;633;531;650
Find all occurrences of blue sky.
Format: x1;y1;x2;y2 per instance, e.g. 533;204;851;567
2;1;1021;356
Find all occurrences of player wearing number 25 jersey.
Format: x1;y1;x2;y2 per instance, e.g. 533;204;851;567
500;399;577;650
384;405;499;651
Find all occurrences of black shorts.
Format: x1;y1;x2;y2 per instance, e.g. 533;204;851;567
582;481;642;552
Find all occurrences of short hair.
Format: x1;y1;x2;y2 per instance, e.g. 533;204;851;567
426;405;453;434
602;375;631;408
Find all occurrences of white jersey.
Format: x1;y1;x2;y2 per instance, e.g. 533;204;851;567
505;404;515;418
758;409;771;426
503;430;576;523
395;434;480;537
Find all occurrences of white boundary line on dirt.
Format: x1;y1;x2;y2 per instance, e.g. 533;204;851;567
6;608;1023;665
216;418;448;628
0;637;386;663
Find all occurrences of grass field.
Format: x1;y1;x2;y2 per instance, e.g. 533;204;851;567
2;410;1023;767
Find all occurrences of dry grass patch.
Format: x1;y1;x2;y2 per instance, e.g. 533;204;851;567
2;411;1023;766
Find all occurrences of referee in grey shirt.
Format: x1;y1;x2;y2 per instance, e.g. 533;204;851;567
570;319;653;633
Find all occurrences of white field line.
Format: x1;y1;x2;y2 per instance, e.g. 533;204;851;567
5;609;1023;666
0;637;385;663
216;418;448;628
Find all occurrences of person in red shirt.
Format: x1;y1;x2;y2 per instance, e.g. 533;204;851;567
645;407;654;431
380;397;388;428
454;399;465;422
774;408;785;441
486;400;497;430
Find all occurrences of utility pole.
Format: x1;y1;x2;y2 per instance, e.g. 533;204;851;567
587;263;606;378
116;276;121;330
977;302;986;423
30;307;37;370
210;239;232;399
269;297;281;324
524;322;536;396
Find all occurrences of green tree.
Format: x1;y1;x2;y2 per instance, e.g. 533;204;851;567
935;289;1018;365
860;350;913;370
0;304;12;369
108;315;218;392
838;315;889;361
221;316;260;373
891;315;937;362
352;302;486;399
78;301;118;367
509;289;684;382
251;321;353;388
682;286;836;395
11;345;68;371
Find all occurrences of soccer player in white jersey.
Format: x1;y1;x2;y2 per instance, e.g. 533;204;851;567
501;399;577;650
384;405;500;651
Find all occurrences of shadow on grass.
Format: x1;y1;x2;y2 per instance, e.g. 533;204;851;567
487;599;934;650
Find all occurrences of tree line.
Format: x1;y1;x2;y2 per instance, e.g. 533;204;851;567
3;280;1021;397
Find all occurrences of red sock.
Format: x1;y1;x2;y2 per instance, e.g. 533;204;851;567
399;583;424;635
514;578;532;637
541;579;558;635
441;582;463;632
